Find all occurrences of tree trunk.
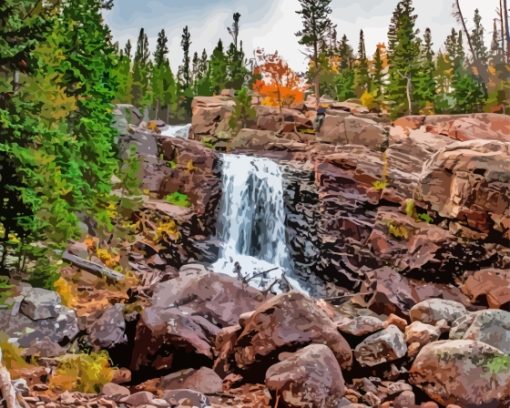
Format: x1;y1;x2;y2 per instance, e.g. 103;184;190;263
504;0;510;63
406;74;412;115
455;0;488;84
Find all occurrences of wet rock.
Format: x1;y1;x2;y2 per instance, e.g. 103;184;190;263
449;309;510;354
20;288;61;321
161;367;223;394
410;340;510;407
233;292;353;376
409;299;467;326
354;325;407;367
461;268;510;310
336;315;385;337
265;344;346;408
89;304;127;349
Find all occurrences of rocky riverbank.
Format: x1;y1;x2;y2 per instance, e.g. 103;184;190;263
1;96;509;408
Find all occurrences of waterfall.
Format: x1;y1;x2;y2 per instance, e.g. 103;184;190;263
160;123;191;139
212;154;306;293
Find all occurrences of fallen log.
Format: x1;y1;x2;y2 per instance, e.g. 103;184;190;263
62;251;125;283
0;348;21;408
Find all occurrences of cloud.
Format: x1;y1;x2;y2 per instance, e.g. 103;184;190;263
104;0;498;72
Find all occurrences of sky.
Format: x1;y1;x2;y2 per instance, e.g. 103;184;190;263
103;0;499;72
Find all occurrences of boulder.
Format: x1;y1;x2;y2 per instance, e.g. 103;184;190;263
20;288;61;321
229;128;280;151
418;140;510;238
162;389;209;408
336;315;385;337
191;96;234;137
101;383;131;400
161;367;223;394
265;344;346;408
233;292;353;375
410;340;510;407
0;299;79;349
88;304;127;349
150;265;264;327
461;268;510;310
449;309;510;354
130;307;214;373
405;321;441;358
354;325;407;367
344;116;387;150
409;299;468;326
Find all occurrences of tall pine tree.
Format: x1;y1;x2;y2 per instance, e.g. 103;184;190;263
354;30;370;96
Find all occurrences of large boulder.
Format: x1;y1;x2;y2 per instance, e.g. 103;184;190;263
190;96;234;138
354;325;407;367
409;298;468;326
461;268;510;310
449;309;510;354
161;367;223;395
88;304;127;350
265;344;346;408
418;140;510;238
232;292;353;375
318;115;386;150
20;288;61;320
410;340;510;407
130;266;265;374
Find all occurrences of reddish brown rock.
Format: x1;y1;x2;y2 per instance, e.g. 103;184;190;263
233;292;353;375
410;340;510;407
354;325;407;367
190;95;234;137
461;268;510;310
265;344;346;408
161;367;223;394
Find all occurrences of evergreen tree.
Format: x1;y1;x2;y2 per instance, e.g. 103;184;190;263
335;34;356;101
228;87;256;134
114;39;132;103
372;45;385;100
179;26;192;89
415;28;436;112
386;0;421;118
208;40;228;94
295;0;334;107
152;29;173;119
131;28;150;108
470;9;488;73
225;13;249;89
354;30;370;96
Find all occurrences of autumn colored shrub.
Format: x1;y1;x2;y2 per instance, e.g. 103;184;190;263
53;277;77;308
49;351;114;393
253;49;305;112
0;334;28;371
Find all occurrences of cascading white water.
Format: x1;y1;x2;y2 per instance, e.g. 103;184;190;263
160;123;191;139
212;154;306;293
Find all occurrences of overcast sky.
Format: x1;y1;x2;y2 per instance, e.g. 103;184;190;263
104;0;498;72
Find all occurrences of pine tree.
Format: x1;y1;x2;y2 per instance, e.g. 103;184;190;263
209;40;228;94
335;34;355;101
228;87;256;134
114;40;133;103
386;0;421;118
179;26;192;89
372;45;385;100
354;30;370;96
415;28;436;112
471;9;489;72
131;28;150;108
225;13;248;89
295;0;334;107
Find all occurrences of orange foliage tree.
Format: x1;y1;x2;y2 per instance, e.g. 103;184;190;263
253;49;305;112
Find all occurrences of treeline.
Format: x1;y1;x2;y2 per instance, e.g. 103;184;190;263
297;0;510;118
112;13;252;122
0;0;139;287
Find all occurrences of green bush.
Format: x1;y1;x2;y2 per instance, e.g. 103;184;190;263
164;192;191;208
